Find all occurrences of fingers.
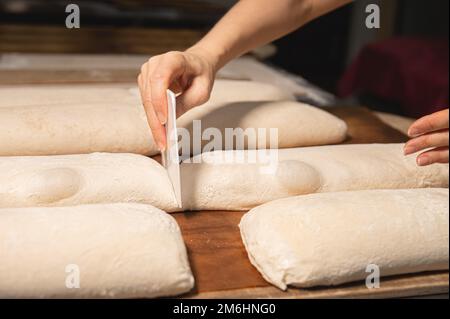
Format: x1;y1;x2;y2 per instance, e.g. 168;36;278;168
138;52;186;151
137;50;215;148
176;76;212;118
149;53;186;125
416;147;449;166
404;129;449;155
138;73;167;151
404;109;450;166
408;109;449;137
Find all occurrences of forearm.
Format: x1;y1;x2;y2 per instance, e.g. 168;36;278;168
189;0;352;71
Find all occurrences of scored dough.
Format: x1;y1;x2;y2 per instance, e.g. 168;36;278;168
0;203;194;298
1;144;448;212
2;80;347;157
240;188;450;289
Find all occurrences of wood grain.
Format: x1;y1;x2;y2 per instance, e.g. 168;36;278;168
172;108;446;299
3;66;445;298
0;25;205;55
327;106;408;144
187;272;449;299
173;207;448;299
173;211;267;295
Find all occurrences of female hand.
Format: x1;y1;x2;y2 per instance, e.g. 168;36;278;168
404;109;449;166
137;48;217;151
137;0;354;152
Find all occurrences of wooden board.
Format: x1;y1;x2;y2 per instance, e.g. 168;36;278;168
173;211;449;299
171;108;448;299
0;25;205;55
2;66;446;298
327;106;408;144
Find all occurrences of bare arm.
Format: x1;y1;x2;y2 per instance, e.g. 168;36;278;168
138;0;353;150
193;0;353;70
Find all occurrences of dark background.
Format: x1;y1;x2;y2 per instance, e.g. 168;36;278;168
0;0;449;114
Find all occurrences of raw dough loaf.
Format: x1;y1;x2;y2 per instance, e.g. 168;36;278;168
0;96;154;156
0;153;178;211
0;203;194;298
0;80;294;109
177;100;347;151
1;144;448;212
240;188;450;289
0;81;346;156
182;144;449;211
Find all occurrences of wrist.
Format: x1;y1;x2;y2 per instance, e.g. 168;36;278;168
186;44;225;74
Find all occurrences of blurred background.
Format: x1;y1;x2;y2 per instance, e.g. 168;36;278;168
0;0;448;120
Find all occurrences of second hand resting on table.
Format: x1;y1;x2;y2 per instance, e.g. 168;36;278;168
137;0;449;166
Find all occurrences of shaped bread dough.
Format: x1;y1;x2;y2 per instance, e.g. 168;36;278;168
181;158;322;211
0;81;347;157
0;80;294;109
274;143;450;192
0;152;317;212
177;100;347;151
0;153;178;211
0;99;154;156
1;144;448;212
240;188;450;289
182;144;449;210
0;203;194;298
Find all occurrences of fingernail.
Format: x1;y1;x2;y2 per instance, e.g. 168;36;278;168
417;156;430;166
156;112;166;125
408;128;420;137
404;145;414;155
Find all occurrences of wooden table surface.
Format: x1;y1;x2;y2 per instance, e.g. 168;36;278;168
0;25;205;55
172;107;449;299
174;211;448;299
2;65;447;298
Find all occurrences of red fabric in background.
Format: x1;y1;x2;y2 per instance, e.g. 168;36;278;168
338;37;449;118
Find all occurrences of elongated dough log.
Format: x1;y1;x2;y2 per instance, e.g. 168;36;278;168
0;100;154;156
0;152;318;212
183;144;449;210
240;188;450;289
4;80;342;157
275;143;449;192
181;158;321;211
0;203;194;298
0;80;294;109
178;100;347;151
0;153;178;211
0;144;448;211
